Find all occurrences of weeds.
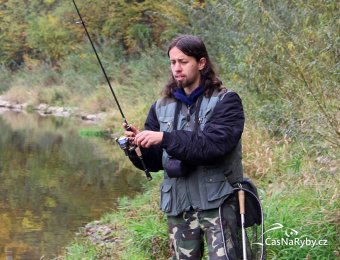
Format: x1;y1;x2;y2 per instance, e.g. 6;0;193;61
0;65;12;93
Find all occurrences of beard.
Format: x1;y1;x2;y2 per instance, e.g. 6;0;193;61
176;77;196;89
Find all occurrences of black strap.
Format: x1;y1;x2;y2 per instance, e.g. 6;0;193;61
173;100;181;131
193;96;203;132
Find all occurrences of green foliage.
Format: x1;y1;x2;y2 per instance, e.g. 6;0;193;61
264;186;338;259
0;65;12;93
0;0;29;68
78;128;106;138
127;217;169;259
181;0;339;157
240;0;339;145
12;62;61;88
0;0;188;68
65;240;99;260
59;37;124;94
102;0;187;54
37;86;70;105
66;175;170;259
26;14;75;63
113;46;169;102
0;0;66;67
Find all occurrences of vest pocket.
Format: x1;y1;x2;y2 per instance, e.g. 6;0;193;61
158;116;173;132
204;174;233;202
160;183;172;213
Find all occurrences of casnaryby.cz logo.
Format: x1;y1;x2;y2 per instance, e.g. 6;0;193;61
256;223;328;248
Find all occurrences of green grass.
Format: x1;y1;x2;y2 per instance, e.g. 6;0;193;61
78;128;107;138
264;186;338;259
65;240;99;260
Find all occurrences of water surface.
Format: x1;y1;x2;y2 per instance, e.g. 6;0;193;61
0;110;143;259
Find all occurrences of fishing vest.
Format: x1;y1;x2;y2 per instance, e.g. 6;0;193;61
156;88;243;216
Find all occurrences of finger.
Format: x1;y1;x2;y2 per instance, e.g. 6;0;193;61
124;131;134;137
140;138;149;148
138;134;149;147
134;135;142;146
135;132;144;140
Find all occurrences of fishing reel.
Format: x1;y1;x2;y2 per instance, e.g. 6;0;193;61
115;136;152;181
115;136;136;155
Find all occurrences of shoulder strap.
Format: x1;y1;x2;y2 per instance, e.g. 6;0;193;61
193;96;204;132
218;87;234;102
172;100;181;131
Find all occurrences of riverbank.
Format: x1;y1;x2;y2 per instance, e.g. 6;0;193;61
0;95;106;122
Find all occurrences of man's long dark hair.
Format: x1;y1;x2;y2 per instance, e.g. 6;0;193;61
163;34;222;97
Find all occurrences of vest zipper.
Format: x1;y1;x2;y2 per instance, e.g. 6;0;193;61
166;121;172;131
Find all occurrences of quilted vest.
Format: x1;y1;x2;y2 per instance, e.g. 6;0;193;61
156;88;243;216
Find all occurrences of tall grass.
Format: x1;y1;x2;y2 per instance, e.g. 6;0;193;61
264;186;338;259
0;65;13;94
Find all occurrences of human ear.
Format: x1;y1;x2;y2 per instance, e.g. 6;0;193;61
198;57;206;71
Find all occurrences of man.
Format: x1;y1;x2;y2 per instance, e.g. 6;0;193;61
124;34;244;259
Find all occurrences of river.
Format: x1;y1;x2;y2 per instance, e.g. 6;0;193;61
0;110;143;259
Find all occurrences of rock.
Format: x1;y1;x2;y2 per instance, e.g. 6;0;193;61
81;114;97;121
78;221;119;248
0;97;106;123
0;107;10;114
0;100;11;107
36;103;48;111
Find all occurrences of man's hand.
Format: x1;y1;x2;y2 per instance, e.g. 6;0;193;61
123;123;139;142
135;130;164;148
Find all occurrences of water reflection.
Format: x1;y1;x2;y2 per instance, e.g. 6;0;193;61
0;111;143;259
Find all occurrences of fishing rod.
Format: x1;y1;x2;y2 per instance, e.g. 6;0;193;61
72;0;125;121
72;0;152;181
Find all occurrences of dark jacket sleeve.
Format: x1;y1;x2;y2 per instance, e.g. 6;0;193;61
160;92;244;164
128;102;164;172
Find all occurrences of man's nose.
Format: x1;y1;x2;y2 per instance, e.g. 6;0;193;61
174;62;182;72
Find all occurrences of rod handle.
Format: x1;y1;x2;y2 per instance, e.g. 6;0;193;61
135;147;152;181
238;190;245;215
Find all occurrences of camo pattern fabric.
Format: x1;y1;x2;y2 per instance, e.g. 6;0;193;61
167;197;242;260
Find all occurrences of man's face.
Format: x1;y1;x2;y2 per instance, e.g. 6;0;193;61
169;47;206;94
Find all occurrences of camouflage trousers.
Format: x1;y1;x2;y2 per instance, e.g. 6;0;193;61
167;197;242;260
